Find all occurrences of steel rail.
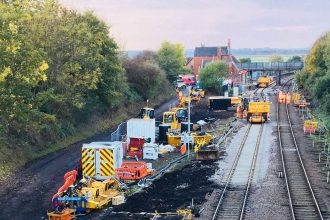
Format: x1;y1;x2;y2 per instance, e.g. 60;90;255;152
277;100;295;219
239;123;264;220
277;79;323;220
211;123;264;220
211;124;252;220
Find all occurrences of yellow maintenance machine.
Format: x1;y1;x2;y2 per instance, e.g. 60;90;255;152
247;101;270;123
48;172;125;220
139;107;155;119
170;107;188;123
139;100;155;119
196;88;205;97
166;130;212;148
80;178;122;209
178;96;190;108
190;89;201;102
162;111;181;130
152;209;193;220
257;76;273;88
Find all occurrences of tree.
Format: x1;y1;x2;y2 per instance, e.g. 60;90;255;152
0;1;129;161
0;1;50;143
157;42;187;82
288;55;302;62
198;61;230;93
295;31;330;113
123;51;169;100
269;54;284;62
239;57;252;63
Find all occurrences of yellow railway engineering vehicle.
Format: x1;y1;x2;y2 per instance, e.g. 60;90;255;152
230;97;240;105
48;176;124;219
80;178;122;210
196;88;205;97
178;96;190;108
247;102;270;123
166;131;212;147
190;89;201;102
170;107;188;123
152;209;193;220
257;76;273;88
162;111;181;130
292;92;301;104
139;107;154;119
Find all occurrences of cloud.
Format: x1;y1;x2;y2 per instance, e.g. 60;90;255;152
255;25;312;32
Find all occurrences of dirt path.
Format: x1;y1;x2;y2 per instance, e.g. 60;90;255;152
0;98;178;220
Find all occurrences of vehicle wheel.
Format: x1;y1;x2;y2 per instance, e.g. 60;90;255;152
247;113;251;122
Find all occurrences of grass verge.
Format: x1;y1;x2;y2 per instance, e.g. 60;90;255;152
0;92;175;182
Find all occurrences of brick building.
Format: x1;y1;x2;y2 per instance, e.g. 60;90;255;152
188;40;240;85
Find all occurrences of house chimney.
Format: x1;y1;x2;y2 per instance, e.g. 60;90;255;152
227;39;231;55
228;39;232;61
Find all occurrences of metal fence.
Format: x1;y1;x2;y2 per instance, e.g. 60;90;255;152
110;121;127;141
236;61;304;71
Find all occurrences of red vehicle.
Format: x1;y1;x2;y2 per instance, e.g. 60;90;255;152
181;76;196;85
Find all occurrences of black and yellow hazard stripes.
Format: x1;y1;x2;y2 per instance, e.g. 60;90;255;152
100;149;115;176
82;148;95;176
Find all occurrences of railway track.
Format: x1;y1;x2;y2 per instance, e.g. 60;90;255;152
211;123;264;220
277;81;324;220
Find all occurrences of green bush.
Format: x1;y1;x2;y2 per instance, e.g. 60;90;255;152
198;61;230;94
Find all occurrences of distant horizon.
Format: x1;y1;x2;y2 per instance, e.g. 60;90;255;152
123;48;309;58
123;47;309;51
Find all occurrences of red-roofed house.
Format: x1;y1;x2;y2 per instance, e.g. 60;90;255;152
190;40;240;85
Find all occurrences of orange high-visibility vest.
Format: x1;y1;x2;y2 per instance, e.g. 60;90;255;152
178;92;183;100
180;144;187;155
286;93;291;104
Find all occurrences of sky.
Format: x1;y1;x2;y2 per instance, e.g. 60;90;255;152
59;0;330;50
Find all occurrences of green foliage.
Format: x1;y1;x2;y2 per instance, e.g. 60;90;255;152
295;31;330;113
157;42;187;82
288;55;302;62
198;61;230;93
123;51;171;100
0;1;177;174
269;54;284;62
0;1;128;163
239;57;251;63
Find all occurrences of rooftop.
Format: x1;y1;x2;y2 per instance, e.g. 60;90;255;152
194;47;218;57
194;46;229;57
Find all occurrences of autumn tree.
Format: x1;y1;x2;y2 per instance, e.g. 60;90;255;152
123;51;170;100
295;31;330;113
198;61;230;93
0;1;128;163
157;42;188;82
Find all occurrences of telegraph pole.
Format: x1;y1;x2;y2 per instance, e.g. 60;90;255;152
187;86;191;159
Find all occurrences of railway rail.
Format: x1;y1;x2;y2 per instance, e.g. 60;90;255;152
211;123;264;220
277;80;324;220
